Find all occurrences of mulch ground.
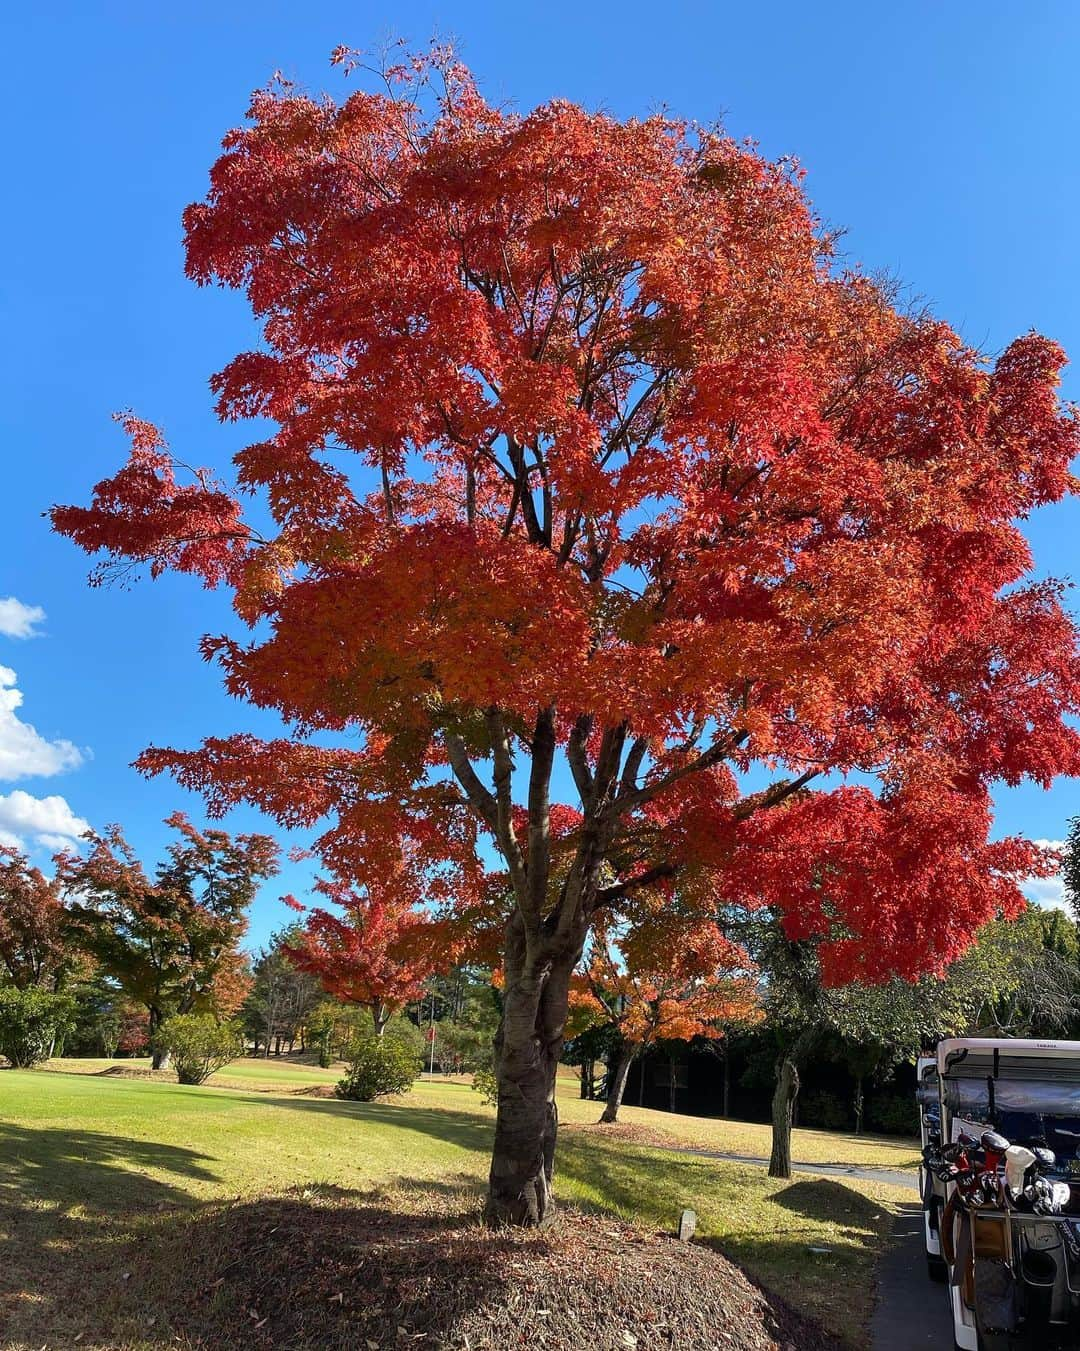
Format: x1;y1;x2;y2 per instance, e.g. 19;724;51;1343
153;1187;841;1350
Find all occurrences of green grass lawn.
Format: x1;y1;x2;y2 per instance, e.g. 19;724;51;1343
48;1055;921;1169
0;1065;911;1349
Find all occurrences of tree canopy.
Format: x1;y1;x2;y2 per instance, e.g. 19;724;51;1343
52;46;1080;1224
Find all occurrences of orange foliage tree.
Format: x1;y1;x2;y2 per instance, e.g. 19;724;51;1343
571;909;759;1123
53;48;1080;1224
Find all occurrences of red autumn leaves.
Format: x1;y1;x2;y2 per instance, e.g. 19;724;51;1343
51;46;1080;1000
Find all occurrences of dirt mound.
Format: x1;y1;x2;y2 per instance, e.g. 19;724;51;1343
160;1188;840;1350
98;1065;170;1080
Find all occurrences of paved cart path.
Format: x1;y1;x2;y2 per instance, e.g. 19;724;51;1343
640;1142;920;1190
870;1203;954;1349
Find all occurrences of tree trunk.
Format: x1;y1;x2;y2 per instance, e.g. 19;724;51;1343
485;932;577;1229
854;1074;864;1135
599;1044;635;1123
149;1007;170;1070
579;1061;590;1099
667;1051;678;1114
769;1048;801;1179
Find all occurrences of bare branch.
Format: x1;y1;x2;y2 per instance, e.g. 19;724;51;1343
595;860;678;907
733;770;821;820
526;706;557;920
618;736;649;798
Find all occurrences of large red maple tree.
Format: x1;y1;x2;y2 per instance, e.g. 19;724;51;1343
53;48;1080;1225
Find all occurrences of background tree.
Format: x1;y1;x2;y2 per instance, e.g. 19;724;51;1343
419;969;502;1075
943;906;1080;1037
0;846;71;991
52;48;1080;1226
283;878;444;1036
306;998;373;1067
58;814;277;1067
571;909;759;1123
243;926;321;1056
752;902;1080;1172
562;1021;620;1102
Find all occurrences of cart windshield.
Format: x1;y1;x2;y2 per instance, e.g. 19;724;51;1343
942;1076;1080;1166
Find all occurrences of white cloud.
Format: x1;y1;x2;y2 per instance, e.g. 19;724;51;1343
0;665;83;780
0;790;90;852
1022;840;1070;913
1023;875;1068;912
0;597;46;640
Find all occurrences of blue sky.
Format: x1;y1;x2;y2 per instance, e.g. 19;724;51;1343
2;1;1079;945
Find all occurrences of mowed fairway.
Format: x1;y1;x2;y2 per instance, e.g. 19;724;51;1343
0;1062;912;1349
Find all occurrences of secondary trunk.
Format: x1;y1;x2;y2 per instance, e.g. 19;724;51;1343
599;1044;635;1123
485;938;577;1228
769;1048;801;1179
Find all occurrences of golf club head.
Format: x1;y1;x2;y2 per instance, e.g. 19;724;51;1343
1033;1146;1056;1169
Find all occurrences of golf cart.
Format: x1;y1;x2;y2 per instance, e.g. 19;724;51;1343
917;1053;948;1281
922;1037;1080;1350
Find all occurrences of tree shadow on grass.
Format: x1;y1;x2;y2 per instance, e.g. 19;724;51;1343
0;1123;219;1345
0;1122;218;1215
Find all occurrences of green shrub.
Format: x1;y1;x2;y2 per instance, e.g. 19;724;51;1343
336;1019;423;1101
866;1091;919;1137
0;986;75;1068
800;1089;850;1132
156;1013;243;1085
470;1065;498;1107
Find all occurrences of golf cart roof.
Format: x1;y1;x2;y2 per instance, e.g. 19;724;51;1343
938;1038;1080;1082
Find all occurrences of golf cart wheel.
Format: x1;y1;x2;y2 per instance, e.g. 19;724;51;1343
927;1252;948;1282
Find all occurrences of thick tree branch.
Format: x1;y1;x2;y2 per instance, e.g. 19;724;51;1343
733;770;821;820
618;736;649;798
595;861;678;907
613;729;749;816
567;715;594;805
444;733;498;834
526;706;557;920
484;708;530;914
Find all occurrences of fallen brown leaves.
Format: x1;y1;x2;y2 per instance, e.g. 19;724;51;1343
158;1186;840;1350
